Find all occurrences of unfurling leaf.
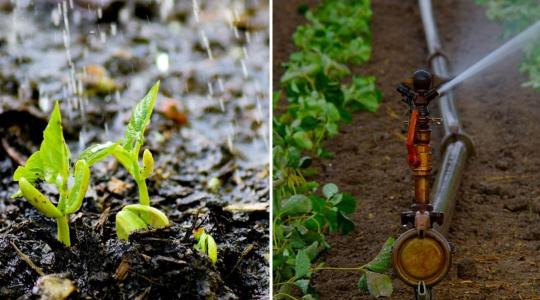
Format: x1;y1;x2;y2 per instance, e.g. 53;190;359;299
123;81;160;156
206;234;218;265
193;228;218;265
115;204;169;240
65;160;90;214
140;149;154;179
19;178;62;219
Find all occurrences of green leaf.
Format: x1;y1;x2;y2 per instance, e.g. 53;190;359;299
365;271;393;298
292;131;313;150
366;237;395;273
111;144;138;176
13;102;70;190
337;211;355;234
79;142;117;166
65;160;90;214
322;183;338;198
295;250;310;279
18;178;62;219
335;193;356;214
294;279;310;294
206;234;218;265
39;101;70;188
281;194;313;216
123;81;160;156
358;274;368;292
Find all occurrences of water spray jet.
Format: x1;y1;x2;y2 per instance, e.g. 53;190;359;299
438;20;540;94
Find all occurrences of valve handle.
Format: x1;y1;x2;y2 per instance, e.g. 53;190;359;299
406;110;420;168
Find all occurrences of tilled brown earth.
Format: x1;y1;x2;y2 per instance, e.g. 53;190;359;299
274;0;540;299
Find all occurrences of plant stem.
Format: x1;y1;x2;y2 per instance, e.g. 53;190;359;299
56;216;70;247
137;179;150;206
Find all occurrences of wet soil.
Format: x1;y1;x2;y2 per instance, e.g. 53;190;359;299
0;0;269;299
273;0;540;299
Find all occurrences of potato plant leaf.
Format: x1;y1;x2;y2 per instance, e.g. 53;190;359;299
322;183;338;198
294;279;310;294
281;194;313;216
365;237;395;273
357;274;368;292
294;249;310;279
365;271;393;298
122;81;160;156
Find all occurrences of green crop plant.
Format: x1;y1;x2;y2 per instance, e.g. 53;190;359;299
273;1;391;299
193;227;218;265
80;81;170;240
12;102;93;247
109;81;169;240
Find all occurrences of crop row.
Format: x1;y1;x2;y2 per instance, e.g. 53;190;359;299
272;1;393;299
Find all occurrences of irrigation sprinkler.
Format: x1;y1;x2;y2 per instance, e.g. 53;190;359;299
392;70;452;299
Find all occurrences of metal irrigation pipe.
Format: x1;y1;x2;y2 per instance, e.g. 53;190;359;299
418;0;475;236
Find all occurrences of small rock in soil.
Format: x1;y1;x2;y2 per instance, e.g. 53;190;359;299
33;274;76;300
456;258;477;279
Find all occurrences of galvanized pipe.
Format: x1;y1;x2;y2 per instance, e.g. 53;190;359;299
417;0;474;235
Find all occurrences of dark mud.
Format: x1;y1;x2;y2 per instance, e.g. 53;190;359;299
0;0;269;299
274;0;539;299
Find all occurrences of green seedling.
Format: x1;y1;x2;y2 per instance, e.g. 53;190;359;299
91;81;170;240
11;102;107;247
193;227;218;265
115;204;169;240
109;81;160;206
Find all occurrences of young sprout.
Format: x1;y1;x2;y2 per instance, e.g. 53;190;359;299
104;81;171;240
110;81;160;206
12;102;92;247
193;227;218;265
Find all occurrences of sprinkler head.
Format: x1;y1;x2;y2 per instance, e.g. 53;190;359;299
412;69;433;92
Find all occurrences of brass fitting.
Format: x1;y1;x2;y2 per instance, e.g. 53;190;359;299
392;229;451;286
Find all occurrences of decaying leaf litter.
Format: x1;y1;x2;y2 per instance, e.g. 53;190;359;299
0;0;269;299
